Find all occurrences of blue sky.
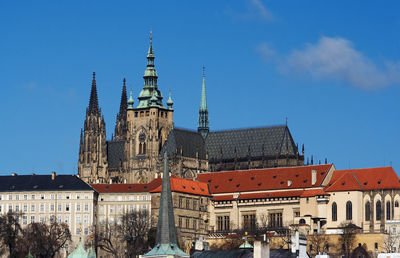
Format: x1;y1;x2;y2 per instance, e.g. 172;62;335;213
0;0;399;175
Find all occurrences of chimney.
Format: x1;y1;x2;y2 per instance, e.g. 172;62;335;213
51;171;56;180
254;240;270;258
311;169;317;185
109;179;112;184
123;179;127;184
287;180;292;187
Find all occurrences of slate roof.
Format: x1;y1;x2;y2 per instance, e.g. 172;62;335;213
325;167;400;192
160;128;206;159
0;174;92;192
160;125;299;161
107;140;125;169
197;164;332;194
206;126;298;162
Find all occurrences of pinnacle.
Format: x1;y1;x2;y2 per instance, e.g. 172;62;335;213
88;72;99;115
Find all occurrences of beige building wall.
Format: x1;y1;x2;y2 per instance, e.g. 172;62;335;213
0;190;96;256
96;191;152;225
326;191;363;228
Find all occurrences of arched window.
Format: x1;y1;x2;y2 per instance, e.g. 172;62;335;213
376;200;382;221
346;201;352;220
299;218;306;224
395;201;399;208
332;202;337;221
143;142;146;154
365;201;371;221
387;201;391;220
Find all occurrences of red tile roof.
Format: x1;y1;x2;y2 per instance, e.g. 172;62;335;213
212;195;234;201
197;164;332;194
325;167;400;192
238;190;304;200
91;183;152;193
300;189;328;197
150;177;211;197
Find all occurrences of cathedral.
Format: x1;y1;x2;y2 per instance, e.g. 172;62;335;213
78;36;305;184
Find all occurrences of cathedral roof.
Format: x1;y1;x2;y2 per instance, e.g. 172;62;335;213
161;125;299;162
0;174;92;192
107;140;125;169
160;128;207;159
206;125;298;162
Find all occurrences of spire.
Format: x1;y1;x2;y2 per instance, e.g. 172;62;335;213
118;78;128;118
166;89;174;109
198;66;209;139
137;33;164;108
127;88;134;109
88;72;99;115
143;152;189;257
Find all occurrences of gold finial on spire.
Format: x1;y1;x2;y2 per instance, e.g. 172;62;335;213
150;30;152;41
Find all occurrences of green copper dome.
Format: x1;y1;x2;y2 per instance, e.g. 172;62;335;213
67;240;88;258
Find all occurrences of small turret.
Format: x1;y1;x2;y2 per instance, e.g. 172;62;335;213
127;89;134;110
167;90;174;109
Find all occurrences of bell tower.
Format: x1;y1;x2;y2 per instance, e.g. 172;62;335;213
126;33;174;183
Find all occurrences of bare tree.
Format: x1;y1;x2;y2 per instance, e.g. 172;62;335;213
97;210;151;257
308;233;329;256
382;230;400;253
0;211;22;258
119;210;151;257
338;222;359;258
21;222;71;258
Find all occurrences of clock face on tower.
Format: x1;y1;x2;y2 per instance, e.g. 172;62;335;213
139;133;146;142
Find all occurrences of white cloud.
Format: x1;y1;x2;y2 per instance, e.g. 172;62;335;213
227;0;274;22
278;37;400;90
250;0;273;21
256;42;276;61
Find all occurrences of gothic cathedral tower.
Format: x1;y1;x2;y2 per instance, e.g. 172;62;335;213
78;73;108;183
124;35;174;183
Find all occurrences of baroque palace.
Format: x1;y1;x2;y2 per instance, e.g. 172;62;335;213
77;36;304;184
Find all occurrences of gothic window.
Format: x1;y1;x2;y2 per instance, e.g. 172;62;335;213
365;201;371;221
396;201;399;208
387;201;391;220
346;201;352;220
332;202;337;221
376;200;382;221
299;218;306;224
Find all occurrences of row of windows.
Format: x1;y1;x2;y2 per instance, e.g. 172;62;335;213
331;200;399;222
0;194;90;201
99;204;147;214
178;197;206;211
216;212;283;232
178;216;198;230
0;203;90;213
18;215;90;226
331;201;352;221
99;195;149;202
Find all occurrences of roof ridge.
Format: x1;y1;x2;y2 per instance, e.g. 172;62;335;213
209;124;287;133
198;164;332;175
352;172;364;191
324;171;350;191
